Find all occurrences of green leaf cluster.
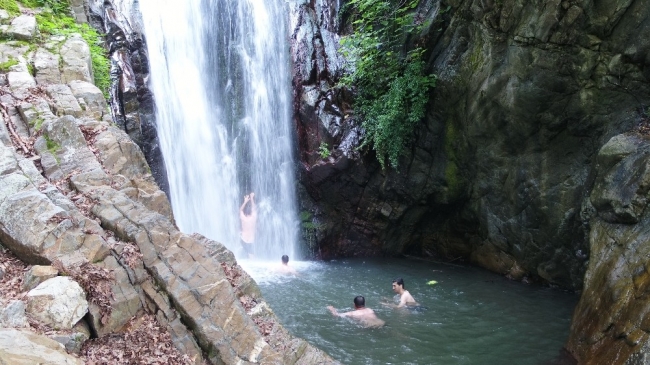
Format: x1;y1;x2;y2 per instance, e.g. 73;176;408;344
318;142;331;159
340;0;436;168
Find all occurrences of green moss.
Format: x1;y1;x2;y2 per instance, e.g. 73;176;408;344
44;134;60;153
32;116;44;130
0;56;18;72
443;121;462;198
0;0;20;16
299;211;312;221
466;43;484;73
35;9;111;97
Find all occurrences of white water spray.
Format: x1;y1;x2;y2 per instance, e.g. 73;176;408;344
140;0;299;260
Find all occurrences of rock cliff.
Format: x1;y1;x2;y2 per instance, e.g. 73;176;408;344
290;0;650;364
292;0;650;290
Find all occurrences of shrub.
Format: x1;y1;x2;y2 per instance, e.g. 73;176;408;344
340;0;436;168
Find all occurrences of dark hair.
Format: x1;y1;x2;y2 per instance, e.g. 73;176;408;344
281;255;289;264
243;202;252;215
353;296;365;307
393;278;405;289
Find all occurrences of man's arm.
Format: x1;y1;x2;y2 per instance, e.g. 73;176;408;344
249;193;257;214
327;306;340;317
240;195;249;212
327;306;351;317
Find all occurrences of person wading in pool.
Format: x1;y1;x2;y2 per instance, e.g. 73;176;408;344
239;192;257;258
327;296;385;328
276;255;298;275
383;277;419;308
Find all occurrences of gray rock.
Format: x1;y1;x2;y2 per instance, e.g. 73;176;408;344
8;15;36;41
34;48;62;85
51;319;91;354
7;72;36;98
60;34;93;84
26;276;89;330
44;84;83;117
68;80;107;119
0;328;84;364
0;300;29;328
21;265;59;291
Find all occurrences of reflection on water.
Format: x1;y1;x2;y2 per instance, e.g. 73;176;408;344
242;258;578;365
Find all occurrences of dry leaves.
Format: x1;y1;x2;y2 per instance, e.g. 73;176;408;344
114;240;143;269
53;260;114;325
81;314;196;365
220;262;241;286
0;246;28;301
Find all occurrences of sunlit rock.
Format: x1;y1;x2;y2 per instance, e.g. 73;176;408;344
22;265;59;291
0;328;84;364
26;276;88;330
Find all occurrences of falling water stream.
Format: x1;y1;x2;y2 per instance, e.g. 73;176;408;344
138;1;578;363
139;0;299;260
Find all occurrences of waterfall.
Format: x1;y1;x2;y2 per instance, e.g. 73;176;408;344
139;0;299;261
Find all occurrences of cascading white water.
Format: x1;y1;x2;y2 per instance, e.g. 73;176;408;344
139;0;299;261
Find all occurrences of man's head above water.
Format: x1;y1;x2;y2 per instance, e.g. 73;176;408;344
392;277;405;292
281;255;289;264
353;295;365;308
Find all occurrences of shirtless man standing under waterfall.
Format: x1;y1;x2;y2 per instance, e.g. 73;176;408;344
239;192;257;258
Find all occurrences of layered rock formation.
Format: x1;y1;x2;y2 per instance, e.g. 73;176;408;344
0;7;337;365
292;0;650;290
290;0;650;364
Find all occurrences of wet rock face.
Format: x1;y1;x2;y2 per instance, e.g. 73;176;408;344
87;0;169;196
292;0;650;289
567;133;650;365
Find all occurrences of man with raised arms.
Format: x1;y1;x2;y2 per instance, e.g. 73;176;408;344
239;192;257;258
327;296;385;328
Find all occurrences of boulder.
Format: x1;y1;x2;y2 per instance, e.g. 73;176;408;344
26;276;88;330
50;320;91;354
34;48;62;85
0;328;83;365
0;300;29;328
60;34;93;84
68;80;107;119
7;71;35;98
45;84;83;117
22;265;59;291
8;15;36;41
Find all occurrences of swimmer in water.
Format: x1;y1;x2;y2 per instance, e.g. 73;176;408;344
382;277;419;308
327;296;385;328
276;255;298;275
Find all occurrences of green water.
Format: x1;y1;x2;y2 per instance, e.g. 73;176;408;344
243;258;578;365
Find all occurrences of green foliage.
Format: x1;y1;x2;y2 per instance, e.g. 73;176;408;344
318;142;331;159
0;56;18;72
0;0;19;16
35;7;111;97
31;116;44;130
21;0;69;15
340;0;436;168
44;134;59;152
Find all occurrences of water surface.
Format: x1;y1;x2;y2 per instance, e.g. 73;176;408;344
243;258;578;365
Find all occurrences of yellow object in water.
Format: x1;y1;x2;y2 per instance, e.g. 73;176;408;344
427;280;438;285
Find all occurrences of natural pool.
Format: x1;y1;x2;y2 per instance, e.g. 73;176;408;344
241;257;578;365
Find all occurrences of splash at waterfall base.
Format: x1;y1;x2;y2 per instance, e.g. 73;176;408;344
0;7;336;364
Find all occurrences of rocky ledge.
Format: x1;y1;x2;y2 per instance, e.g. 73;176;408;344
0;8;336;365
